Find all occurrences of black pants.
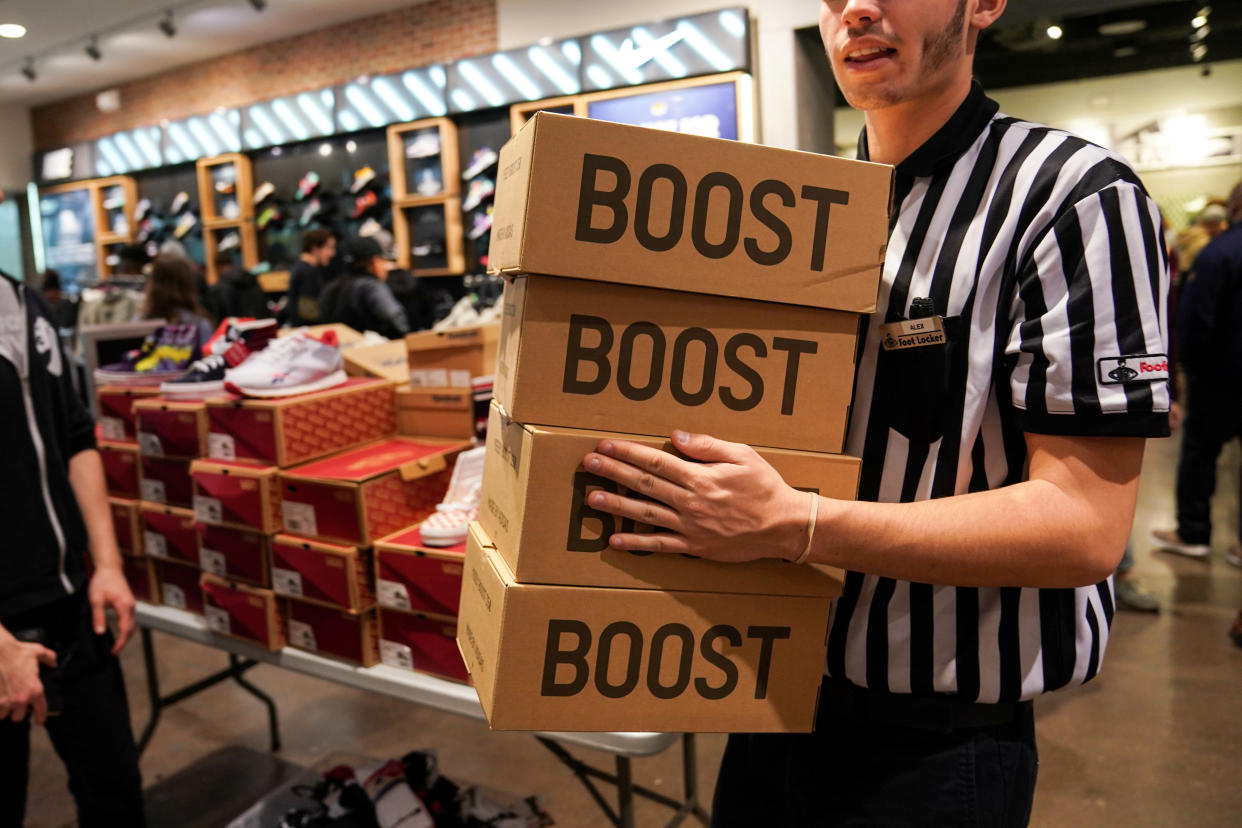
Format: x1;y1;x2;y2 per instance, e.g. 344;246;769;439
0;595;145;827
712;681;1038;827
1176;381;1242;545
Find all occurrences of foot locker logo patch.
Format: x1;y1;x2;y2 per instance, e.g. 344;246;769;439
1098;355;1169;385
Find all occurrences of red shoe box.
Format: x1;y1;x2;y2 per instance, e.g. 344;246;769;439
269;534;374;611
374;527;466;617
140;504;198;565
190;460;282;533
133;399;209;459
204;378;397;468
201;573;284;650
139;455;194;508
284;599;381;666
155;559;204;614
123;556;157;603
196;523;269;586
378;608;468;683
99;441;141;498
109;496;143;557
278;437;468;547
96;386;160;442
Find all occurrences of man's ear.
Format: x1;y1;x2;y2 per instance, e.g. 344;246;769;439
970;0;1007;32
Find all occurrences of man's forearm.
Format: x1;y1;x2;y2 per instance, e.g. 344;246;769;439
809;477;1135;589
68;450;123;571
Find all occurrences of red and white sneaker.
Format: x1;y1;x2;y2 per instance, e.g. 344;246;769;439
161;318;278;399
420;446;487;547
224;329;346;398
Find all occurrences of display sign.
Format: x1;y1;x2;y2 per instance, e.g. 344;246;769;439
587;80;740;140
243;90;337;150
39;189;96;291
336;67;448;131
581;8;750;92
446;39;582;114
162;110;242;165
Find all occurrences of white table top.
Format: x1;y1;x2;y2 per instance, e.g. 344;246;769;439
136;601;681;758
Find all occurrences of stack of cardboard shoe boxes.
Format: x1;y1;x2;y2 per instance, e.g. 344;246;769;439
457;113;893;733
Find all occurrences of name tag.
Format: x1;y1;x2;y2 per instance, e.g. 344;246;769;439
881;317;945;351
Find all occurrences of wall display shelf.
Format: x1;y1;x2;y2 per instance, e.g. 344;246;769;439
39;175;138;285
197;153;255;224
509;96;582;135
387;118;465;276
202;220;259;287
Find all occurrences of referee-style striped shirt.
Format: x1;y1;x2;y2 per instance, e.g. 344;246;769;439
829;82;1171;703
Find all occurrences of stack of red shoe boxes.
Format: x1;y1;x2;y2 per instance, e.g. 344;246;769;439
96;386;160;602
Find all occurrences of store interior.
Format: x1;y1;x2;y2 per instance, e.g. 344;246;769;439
1;1;1241;826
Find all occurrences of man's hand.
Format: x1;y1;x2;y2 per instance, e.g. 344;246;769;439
89;564;136;654
582;430;808;563
0;635;57;724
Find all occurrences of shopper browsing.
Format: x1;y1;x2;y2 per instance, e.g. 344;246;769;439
318;236;410;340
0;270;145;825
581;1;1169;824
287;229;337;326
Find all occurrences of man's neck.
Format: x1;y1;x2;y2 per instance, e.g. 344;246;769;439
300;253;317;266
863;76;973;167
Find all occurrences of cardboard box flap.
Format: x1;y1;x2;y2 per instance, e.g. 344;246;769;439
375;526;467;556
396;389;473;411
272;533;359;557
344;339;409;384
133;398;208;413
190;459;277;479
209;377;391;409
406;323;501;353
284;438;468;483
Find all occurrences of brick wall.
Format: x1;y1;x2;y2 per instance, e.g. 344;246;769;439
31;0;497;150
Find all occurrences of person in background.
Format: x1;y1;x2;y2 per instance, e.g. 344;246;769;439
205;252;269;322
113;244;147;280
160;238;210;311
1151;181;1242;565
1;269;145;825
287;229;336;326
39;269;78;332
143;253;214;345
318;237;409;340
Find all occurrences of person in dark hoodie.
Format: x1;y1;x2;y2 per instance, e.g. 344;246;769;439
318;236;409;339
205;251;269;321
0;269;144;825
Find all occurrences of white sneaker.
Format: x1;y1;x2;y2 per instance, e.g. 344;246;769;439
420;446;487;547
432;296;477;331
1149;528;1211;560
224;329;346;398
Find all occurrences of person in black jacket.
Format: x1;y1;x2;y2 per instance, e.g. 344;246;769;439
287;229;336;326
318;236;409;339
0;270;144;825
205;251;270;322
1151;181;1242;561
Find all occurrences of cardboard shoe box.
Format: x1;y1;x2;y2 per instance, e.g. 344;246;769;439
100;441;141;498
200;573;285;650
459;523;833;733
344;339;410;385
190;459;282;533
380;608;469;683
495;275;860;454
279;437;468;547
133;398;209;458
482;401;855;592
285;599;381;666
488;111;893;313
396;388;476;439
374;527;466;617
96;386;161;442
109;496;143;557
196;523;269;586
141;504;198;565
205;378;397;468
139;455;194;508
269;534;375;611
155;559;205;614
123;556;157;603
406;324;499;390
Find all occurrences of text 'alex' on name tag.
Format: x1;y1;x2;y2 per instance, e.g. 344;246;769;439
881;317;945;351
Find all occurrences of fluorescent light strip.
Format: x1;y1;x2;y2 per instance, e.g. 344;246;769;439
133;128;162;166
719;10;746;39
590;35;644;85
206;114;238;152
271;99;311;141
27;184;45;275
186;119;221;157
492;53;542;100
297;91;335;135
97;137;130;174
457;61;505;107
632;27;687;77
528;45;578;94
586;64;612;89
345;84;389;127
371;77;416;123
113;132;146;169
249;106;286;145
429;65;447;88
677;22;735;72
562;39;581;63
338;109;362;132
451;88;476;112
402;71;447;116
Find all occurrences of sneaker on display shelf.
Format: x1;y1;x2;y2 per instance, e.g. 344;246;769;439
217;231;240;252
462;147;498;180
415;167;442;197
411;239;445;258
352;190;378;219
1149;528;1211;560
358;217;383;238
102;193;126;211
405;131;441;159
170;191;190;214
299;198;322;228
222;199;241;219
296;171;321;201
112;215;129;236
94;324;200;386
161;318;278;398
462;177;495;212
253;181;276;204
350;165;377;194
257;206;281;230
134;197;151;222
432;296;481;331
419;446;486;548
224;329;346;398
468;209;493;240
173;212;198;239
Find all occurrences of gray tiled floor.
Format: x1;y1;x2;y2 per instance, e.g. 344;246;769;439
24;432;1242;827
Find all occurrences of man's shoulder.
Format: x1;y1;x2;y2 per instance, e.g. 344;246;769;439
1197;225;1242;267
994;114;1144;198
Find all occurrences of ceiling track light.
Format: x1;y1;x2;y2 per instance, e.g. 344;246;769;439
248;0;267;11
20;57;35;82
86;35;101;61
159;10;176;38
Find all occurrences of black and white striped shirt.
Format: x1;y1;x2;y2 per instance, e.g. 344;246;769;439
828;83;1171;703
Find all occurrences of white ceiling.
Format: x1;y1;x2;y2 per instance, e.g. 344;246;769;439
0;0;424;106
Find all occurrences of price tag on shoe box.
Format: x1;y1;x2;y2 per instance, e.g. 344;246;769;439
271;567;303;598
194;495;223;525
281;502;318;538
199;548;227;576
208;433;236;461
141;479;166;504
143;531;168;558
287;619;317;650
205;606;231;635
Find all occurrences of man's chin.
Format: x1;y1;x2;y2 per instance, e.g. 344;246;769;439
839;85;904;112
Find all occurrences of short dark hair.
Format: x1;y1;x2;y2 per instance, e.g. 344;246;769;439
40;268;61;292
144;254;202;322
214;250;235;268
302;229;334;254
116;244;147;274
